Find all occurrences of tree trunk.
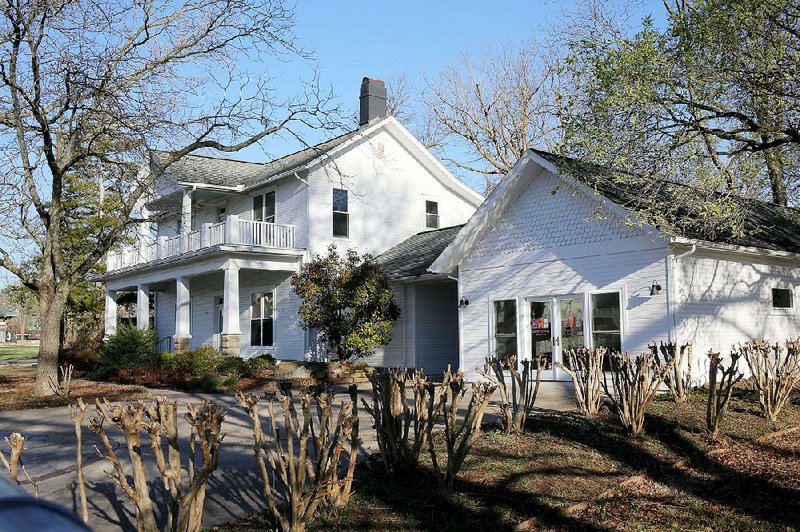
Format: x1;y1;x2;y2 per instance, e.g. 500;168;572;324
763;144;787;206
33;284;69;397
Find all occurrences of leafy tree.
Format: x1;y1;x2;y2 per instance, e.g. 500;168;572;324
291;245;401;361
0;0;337;395
561;0;800;238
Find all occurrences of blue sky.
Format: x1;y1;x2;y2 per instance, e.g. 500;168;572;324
235;0;668;165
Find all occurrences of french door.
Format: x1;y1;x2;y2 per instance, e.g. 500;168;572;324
525;294;586;380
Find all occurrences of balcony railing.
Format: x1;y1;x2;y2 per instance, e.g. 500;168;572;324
106;215;297;272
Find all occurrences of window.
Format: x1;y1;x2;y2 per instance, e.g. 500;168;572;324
494;300;517;361
216;206;227;223
591;292;622;354
425;200;439;229
772;288;794;308
333;188;349;237
253;192;276;223
250;292;274;347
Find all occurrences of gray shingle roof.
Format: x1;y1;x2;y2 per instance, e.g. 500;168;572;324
376;225;465;279
532;149;800;254
0;309;18;319
156;129;362;189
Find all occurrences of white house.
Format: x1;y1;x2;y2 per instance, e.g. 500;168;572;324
100;78;483;359
383;149;800;381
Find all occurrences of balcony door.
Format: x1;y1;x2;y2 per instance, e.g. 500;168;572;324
525;295;586;380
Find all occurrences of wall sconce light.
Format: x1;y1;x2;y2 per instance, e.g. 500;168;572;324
649;280;663;296
458;296;470;309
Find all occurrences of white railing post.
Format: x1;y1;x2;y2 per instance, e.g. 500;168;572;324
201;223;212;247
225;214;239;244
158;236;168;259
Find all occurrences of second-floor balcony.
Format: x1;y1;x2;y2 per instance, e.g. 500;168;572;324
107;215;298;272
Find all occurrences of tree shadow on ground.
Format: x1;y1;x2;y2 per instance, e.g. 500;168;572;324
525;409;800;529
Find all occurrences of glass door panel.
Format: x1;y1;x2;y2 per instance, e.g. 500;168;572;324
557;296;585;371
529;300;554;371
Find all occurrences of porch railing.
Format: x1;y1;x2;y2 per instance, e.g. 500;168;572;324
106;214;297;272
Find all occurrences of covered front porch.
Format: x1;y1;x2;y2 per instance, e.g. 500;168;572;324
103;251;304;357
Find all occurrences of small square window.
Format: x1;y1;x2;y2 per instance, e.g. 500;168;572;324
425;200;439;229
772;288;793;308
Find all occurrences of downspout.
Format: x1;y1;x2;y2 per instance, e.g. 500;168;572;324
667;242;697;344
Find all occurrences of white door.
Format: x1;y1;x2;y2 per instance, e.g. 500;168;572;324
526;294;586;380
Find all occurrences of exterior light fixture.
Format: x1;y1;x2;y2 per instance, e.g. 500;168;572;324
649;281;663;296
458;296;470;309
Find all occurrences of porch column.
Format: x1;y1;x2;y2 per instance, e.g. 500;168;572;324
136;284;150;330
181;189;193;252
137;206;150;260
221;264;241;356
174;277;191;352
104;289;117;339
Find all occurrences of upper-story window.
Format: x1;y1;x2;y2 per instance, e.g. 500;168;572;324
426;200;439;229
333;188;349;237
216;206;227;223
253;191;276;223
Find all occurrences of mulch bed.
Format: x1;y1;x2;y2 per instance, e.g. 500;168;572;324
0;366;149;411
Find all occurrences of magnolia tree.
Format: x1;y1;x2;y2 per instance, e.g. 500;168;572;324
291;245;400;361
0;0;339;395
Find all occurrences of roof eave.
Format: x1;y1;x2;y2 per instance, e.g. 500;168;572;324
671;236;800;262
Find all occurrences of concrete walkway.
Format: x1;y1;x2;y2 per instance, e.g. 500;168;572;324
0;382;574;531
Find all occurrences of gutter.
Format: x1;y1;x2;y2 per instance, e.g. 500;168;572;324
670;236;800;262
177;182;245;192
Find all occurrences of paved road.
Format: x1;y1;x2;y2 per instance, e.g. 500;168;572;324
0;382;575;531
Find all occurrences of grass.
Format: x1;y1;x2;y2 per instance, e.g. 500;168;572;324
0;365;149;411
217;387;800;531
0;343;39;361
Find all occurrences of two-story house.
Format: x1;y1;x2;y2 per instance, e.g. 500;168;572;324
100;78;483;362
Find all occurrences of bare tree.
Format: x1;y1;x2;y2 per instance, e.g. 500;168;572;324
706;349;743;439
88;398;225;532
603;351;674;437
557;347;606;416
478;356;541;433
68;398;89;524
422;40;562;193
738;339;800;422
0;432;38;497
237;388;359;532
362;367;442;475
0;0;339;396
650;342;694;403
427;369;495;497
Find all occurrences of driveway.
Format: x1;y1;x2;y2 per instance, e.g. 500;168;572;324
0;382;574;531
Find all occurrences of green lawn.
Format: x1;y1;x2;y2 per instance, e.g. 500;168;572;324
0;343;39;361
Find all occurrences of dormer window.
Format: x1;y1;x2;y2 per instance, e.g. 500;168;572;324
333;188;349;237
426;200;439;229
253;191;276;223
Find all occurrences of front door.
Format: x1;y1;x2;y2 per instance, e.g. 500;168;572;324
527;295;586;380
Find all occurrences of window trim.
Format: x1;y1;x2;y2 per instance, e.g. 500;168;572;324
588;290;624;353
425;200;439;229
332;188;349;238
491;298;519;362
253;191;276;223
250;290;275;347
771;287;794;309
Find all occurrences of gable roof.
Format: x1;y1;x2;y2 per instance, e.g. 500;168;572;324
376;225;464;279
431;149;800;273
155;129;361;189
149;116;484;209
530;149;800;255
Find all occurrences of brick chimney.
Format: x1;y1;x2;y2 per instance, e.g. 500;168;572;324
359;77;387;126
